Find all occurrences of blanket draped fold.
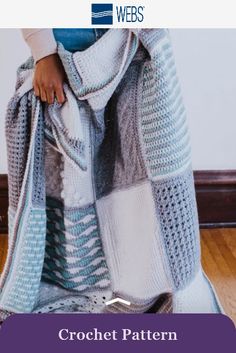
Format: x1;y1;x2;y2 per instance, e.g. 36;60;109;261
0;29;222;320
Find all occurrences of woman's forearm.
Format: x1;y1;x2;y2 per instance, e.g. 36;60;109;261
21;29;57;62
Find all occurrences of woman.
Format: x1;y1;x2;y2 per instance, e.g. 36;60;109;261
0;28;223;320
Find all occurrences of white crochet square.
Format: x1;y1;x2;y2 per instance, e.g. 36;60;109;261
173;269;222;313
96;181;172;304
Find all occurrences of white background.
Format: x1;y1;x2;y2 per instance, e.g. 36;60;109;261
0;29;236;173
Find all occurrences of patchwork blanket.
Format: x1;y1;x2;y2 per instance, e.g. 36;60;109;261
0;29;222;320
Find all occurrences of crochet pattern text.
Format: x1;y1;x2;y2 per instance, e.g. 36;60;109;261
58;328;178;341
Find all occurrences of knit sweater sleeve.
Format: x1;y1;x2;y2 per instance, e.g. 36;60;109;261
21;29;57;62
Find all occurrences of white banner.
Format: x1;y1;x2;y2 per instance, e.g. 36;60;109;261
1;0;236;28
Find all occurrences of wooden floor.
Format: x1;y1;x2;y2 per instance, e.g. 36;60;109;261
201;228;236;325
0;229;236;324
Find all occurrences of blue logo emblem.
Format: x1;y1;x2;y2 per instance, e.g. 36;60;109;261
91;3;113;25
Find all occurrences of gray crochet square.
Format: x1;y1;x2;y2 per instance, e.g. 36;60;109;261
6;94;31;209
93;59;147;199
151;168;200;290
6;92;45;208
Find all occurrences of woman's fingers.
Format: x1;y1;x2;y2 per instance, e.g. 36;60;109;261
34;84;40;98
39;87;47;103
46;86;55;105
55;84;66;104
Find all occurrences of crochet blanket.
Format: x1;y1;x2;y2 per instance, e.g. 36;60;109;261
0;29;222;320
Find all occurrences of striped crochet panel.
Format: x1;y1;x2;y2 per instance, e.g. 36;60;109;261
43;197;110;291
152;168;200;290
31;97;45;206
140;38;191;179
0;209;46;312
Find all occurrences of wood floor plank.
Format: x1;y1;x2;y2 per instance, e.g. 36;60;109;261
201;232;221;278
202;230;233;277
224;229;236;258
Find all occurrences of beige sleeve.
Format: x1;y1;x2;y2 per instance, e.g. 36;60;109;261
21;29;57;62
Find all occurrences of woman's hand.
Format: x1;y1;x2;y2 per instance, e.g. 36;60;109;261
33;53;66;104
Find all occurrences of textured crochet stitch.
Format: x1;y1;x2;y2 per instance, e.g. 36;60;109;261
0;29;222;319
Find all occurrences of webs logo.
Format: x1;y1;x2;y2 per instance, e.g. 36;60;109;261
91;3;113;25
